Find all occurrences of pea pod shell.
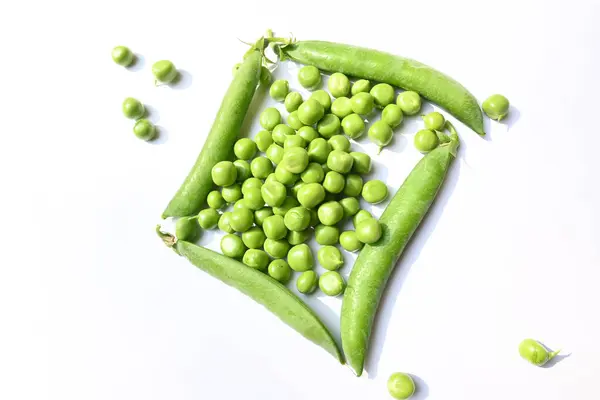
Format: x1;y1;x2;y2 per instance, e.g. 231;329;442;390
341;139;459;376
162;51;262;218
281;41;484;135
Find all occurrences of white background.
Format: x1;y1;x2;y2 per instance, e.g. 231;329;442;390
2;0;600;399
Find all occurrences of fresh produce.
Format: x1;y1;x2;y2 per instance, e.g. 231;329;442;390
211;161;237;187
519;338;561;366
297;271;318;294
268;259;292;283
381;104;404;128
351;79;370;95
396;91;421;115
122;97;145;119
260;107;282;130
339;231;363;252
132;119;156;141
387;372;416;399
361;180;388;204
422;111;446;131
270;79;289;101
482;94;510;121
197;208;220;229
351;92;375;115
319;271;345;296
243;249;270;271
111;46;134;66
368;120;394;153
317;246;344;271
285;92;303;112
355;218;382;244
298;98;325;125
315;225;340;246
370;83;395;108
317;114;341;138
331;97;353;118
311;90;333;111
318;201;344;226
152;60;178;84
328;72;351;98
288;244;314;272
298;65;321;89
207;191;226;209
220;233;246;258
241;227;266;249
341;114;365;139
234;138;258;160
175;216;200;242
414;129;440;153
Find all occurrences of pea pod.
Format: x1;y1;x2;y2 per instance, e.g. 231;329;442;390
341;135;460;376
157;228;343;363
279;41;484;135
162;50;262;218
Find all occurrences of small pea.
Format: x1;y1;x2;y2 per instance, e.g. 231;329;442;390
353;210;373;228
323;171;345;194
482;94;510;121
296;271;318;294
350;152;372;175
261;181;287;207
297;183;326;209
319;271;345;296
382;104;404;128
370;83;395;108
254;130;273;152
362;180;388;204
275;164;299;186
422;111;445;131
317;246;344;271
414;129;440;153
220;234;247;259
368;120;394;153
310;90;332;112
112;46;134;66
242;226;267;249
266;143;285;165
229;208;254;233
270;79;290;101
250;157;274;179
222;183;243;203
284;135;306;150
339;196;360;218
309;209;320;227
341;113;366;139
244;187;265;210
260;66;272;85
343;175;363;198
243;249;270;271
328;72;351;98
298;65;321;90
273;196;299;216
263;214;288;240
282;147;309;174
327;150;354;174
287;229;311;245
297;99;325;126
218;211;235;233
351;79;371;95
197;208;220;229
264;238;290;259
268;259;292;283
207;190;226;209
331;97;353;119
266;173;280;185
287;110;305;130
288;244;314;272
212;161;237;187
297;126;319;143
233;199;250;211
152;60;178;84
328;135;351;152
233;160;251;182
315;224;340;246
285;92;303;112
133;119;156;141
317;114;341;138
307;138;332;164
356;218;382;244
290;181;306;198
284;206;311;232
318;201;344;226
175;216;201;242
234;138;257;160
339;231;364;252
301;162;325;184
518;338;561;366
260;107;282;131
122;97;145;119
254;207;274;227
396;91;421;115
272;124;296;146
351;92;375;115
387;372;416;400
241;178;262;195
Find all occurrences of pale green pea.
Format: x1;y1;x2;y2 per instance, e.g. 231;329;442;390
482;94;510;121
212;161;237;187
422;111;445;131
244;187;265;210
264;238;290;259
270;79;289;101
307;138;332;164
242;226;266;249
331;97;353;119
327;150;354;174
368;120;394;153
266;143;285;165
296;271;318;294
351;79;371;95
272;124;296;146
287;229;311;245
396;91;421;115
122;97;145;119
250;157;274;179
382;104;404;128
318;201;344;226
341;113;365;139
229;207;254;232
317;114;341;138
370;83;395;108
328;135;351;152
234;138;257;160
260;107;282;131
362;180;388;204
207;190;226;209
284;135;306;149
414;129;440;153
310;90;332;111
351;92;375;115
220;234;246;259
315;224;340;246
298;65;321;90
317;246;344;271
112;46;134;67
301;162;325;184
233;160;251;182
319;271;345;296
288;244;314;272
285;92;303;112
263;214;288;240
176;216;201;242
268;259;292;283
297;126;319;143
275;164;300;186
387;373;416;400
339;197;360;218
352;210;373;228
243;249;270;271
356;218;382;244
152;60;178;84
339;230;364;252
233;199;250;211
222;184;243;203
297;183;326;209
297;99;325;125
328;72;351;98
254;207;274;227
290;181;306;198
282;147;309;174
519;338;560;366
350;152;372;174
261;181;287;207
343;174;363;197
241;178;262;195
323;171;345;194
273;196;299;216
218;211;235;233
284;206;311;232
287;111;305;130
197;208;220;229
254;130;273;152
260;66;272;85
132;119;156;141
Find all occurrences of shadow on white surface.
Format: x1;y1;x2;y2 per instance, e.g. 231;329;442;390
170;70;193;90
126;53;145;72
144;104;160;123
149;125;169;145
412;374;430;400
482;106;521;142
541;352;571;368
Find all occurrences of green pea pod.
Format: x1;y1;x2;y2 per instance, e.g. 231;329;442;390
341;136;460;376
157;228;343;363
280;41;484;135
162;50;262;218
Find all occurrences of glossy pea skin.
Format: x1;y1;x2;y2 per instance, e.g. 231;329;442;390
356;218;382;244
328;135;351;152
152;60;178;83
263;214;288;240
242;249;270;271
285;92;303;112
112;46;134;66
284;206;311;232
307;138;332;164
518;338;560;366
350;152;371;175
387;373;416;400
323;171;345;194
261;181;287;207
254;207;274;227
133;119;156;141
260;107;282;131
233;160;251;182
207;190;226;209
343;175;363;198
272;124;296;146
297;183;326;209
368;121;394;152
396;91;421;115
351;92;375;115
233;199;251;211
284;135;306;150
220;234;247;258
197;208;220;229
250;157;274;179
241;178;262;195
275;164;299;186
282;147;309;174
422;112;445;131
266;144;285;165
339;196;360;218
176;216;201;242
315;224;340;245
370;83;395;108
309;209;320;227
352;210;373;228
288;244;314;272
339;230;364;252
222;184;243;203
362;180;388;204
229;207;254;233
482;94;510;121
273;196;300;216
298;65;321;90
351;79;371;95
234;138;257;160
317;114;341;138
270;79;290;101
327;150;354;174
291;181;306;198
382;104;404;128
318;201;344;226
268;259;292;283
310;90;332;111
301;162;325;184
331;97;353;119
260;66;272;85
319;271;345;296
287;111;305;130
297;271;318;294
298;99;325;125
212;161;237;187
328;72;351;98
287;229;312;245
241;227;267;249
254;130;274;152
122;97;145;119
264;238;290;259
218;211;235;233
297;126;319;143
341;113;365;139
414;129;440;153
318;246;344;271
244;187;265;210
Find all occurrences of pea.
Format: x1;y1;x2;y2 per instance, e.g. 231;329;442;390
297;99;325;125
282;147;309;174
328;135;351;152
309;209;319;227
232;161;251;183
244;187;265;210
356;219;382;244
328;72;351;98
242;226;267;249
254;207;274;227
131;119;156;141
327;150;354;174
396;91;421;115
422;111;445;131
272;124;296;146
323;171;345;194
382;104;404;128
317;246;344;271
318;201;344;226
341;176;362;199
254;130;274;152
339;197;360;218
341;113;366;139
288;244;314;272
233;198;251;211
266;143;285;165
307;138;332;164
112;46;134;67
282;206;311;232
263;214;288;240
207;191;226;209
273;196;300;216
296;271;318;294
290;181;306;198
218;211;235;233
175;216;201;242
267;173;281;186
234;138;257;160
351;92;375;115
297;126;319;143
331;97;353;119
274;164;299;185
250;157;274;179
241;178;262;195
287;111;305;130
315;224;340;246
351;79;371;95
243;249;270;271
310;90;332;111
270;79;289;101
261;181;287;207
268;259;292;283
301;162;325;184
220;234;246;258
260;66;272;85
368;121;394;153
350;152;371;175
352;210;373;228
284;135;306;150
339;231;364;252
362;180;388;204
298;65;321;90
519;338;560;366
482;94;510;121
222;184;243;203
264;238;290;259
414;129;440;153
152;60;178;84
297;183;326;209
260;107;282;131
387;373;416;400
197;208;220;229
370;83;395;108
122;97;145;119
212;161;237;187
284;92;303;113
229;207;254;233
319;271;346;296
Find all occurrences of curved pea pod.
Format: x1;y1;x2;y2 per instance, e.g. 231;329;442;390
341;136;460;376
157;228;343;363
162;50;262;218
280;41;484;136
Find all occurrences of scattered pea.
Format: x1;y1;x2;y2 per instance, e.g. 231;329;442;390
331;97;353;119
272;124;296;146
176;216;201;242
222;183;243;203
233;199;250;211
133;119;156;141
242;226;267;249
341;113;366;139
317;114;341;138
315;224;340;245
254;207;274;227
343;175;363;198
290;181;306;198
241;178;262;195
297;99;325;125
212;161;237;187
328;135;351;152
264;238;290;259
285;92;303;112
518;338;560;366
310;90;332;111
152;60;178;84
387;372;415;400
356;218;382;244
244;187;265;210
382;104;404;128
318;201;344;226
207;190;226;209
266;143;285;165
298;65;321;90
261;181;287;207
268;259;292;283
352;210;373;228
328;72;351;98
122;97;145;119
350;152;372;175
260;66;272;85
243;249;270;271
287;229;311;245
301;162;325;184
260;107;282;131
273;196;299;216
218;211;235;233
270;79;289;101
339;230;364;252
284;135;306;149
323;171;346;194
296;271;318;294
284;206;311;232
233;160;251;182
307;138;332;164
229;207;254;232
288;244;314;272
317;246;344;271
197;208;220;229
362;180;388;204
351;79;371;95
327;150;354;174
250;157;274;179
287;110;305;130
339;196;360;218
297;183;326;209
220;234;246;258
414;129;440;153
482;94;510;121
368;120;394;153
422;111;445;131
319;271;345;296
351;92;375;115
297;126;319;143
254;130;273;152
370;83;395;108
234;138;257;160
396;91;421;115
111;46;134;66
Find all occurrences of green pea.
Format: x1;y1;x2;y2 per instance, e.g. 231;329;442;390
220;234;246;258
350;152;372;175
317;246;344;271
341;113;366;139
396;91;421;115
290;181;306;198
270;79;289;101
197;208;220;229
482;94;510;121
297;126;319;143
274;164;299;185
298;99;326;126
296;271;318;294
351;92;375;115
264;238;290;259
260;66;272;85
351;79;371;95
331;97;353;119
323;171;345;194
244;187;265;210
218;211;235;233
342;175;363;198
241;178;262;195
266;143;285;165
265;173;278;186
272;124;296;146
212;161;237;187
112;46;134;66
316;114;340;138
243;249;270;271
273;196;299;216
310;90;332;111
207;190;226;209
382;104;404;128
318;201;344;226
319;271;345;296
387;373;415;400
370;83;395;108
284;135;306;149
297;183;326;209
250;157;274;179
356;218;382;244
307;138;332;164
229;207;254;232
309;209;319;227
222;183;243;203
233;160;251;182
175;216;201;241
327;150;354;174
122;97;145;119
152;60;178;84
368;121;394;153
362;180;388;204
301;162;325;184
315;224;340;245
422;111;445;131
328;72;351;98
234;138;257;160
260;107;282;131
284;206;311;232
261;181;287;207
282;147;309;174
339;231;364;252
263;214;288;240
287;110;305;130
133;119;156;141
298;65;321;90
339;196;360;218
242;226;267;249
233;199;250;211
328;135;351;152
414;129;440;153
287;229;311;245
254;130;273;152
268;259;292;283
285;92;303;112
352;210;373;228
254;207;274;227
288;244;314;272
519;338;560;366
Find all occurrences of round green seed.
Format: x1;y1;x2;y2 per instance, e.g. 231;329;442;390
315;224;340;245
319;271;345;296
341;113;366;139
317;246;344;271
339;231;364;252
288;244;314;272
296;271;318;294
268;259;292;283
242;226;267;249
197;208;220;229
362;180;388;204
220;234;246;258
243;249;270;271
